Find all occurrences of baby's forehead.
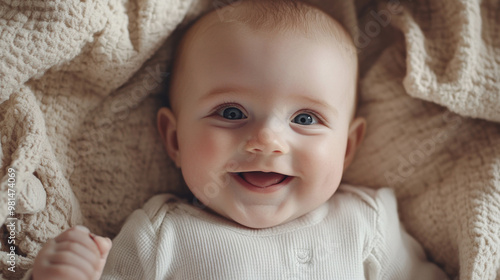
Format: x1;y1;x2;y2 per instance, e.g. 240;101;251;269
180;0;356;59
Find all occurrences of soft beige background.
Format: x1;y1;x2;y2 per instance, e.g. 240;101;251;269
0;0;499;279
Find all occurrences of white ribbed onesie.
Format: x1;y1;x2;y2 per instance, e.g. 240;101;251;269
101;184;448;279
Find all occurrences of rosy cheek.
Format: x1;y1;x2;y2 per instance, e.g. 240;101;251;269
183;127;219;164
302;138;339;166
181;125;238;170
301;138;344;183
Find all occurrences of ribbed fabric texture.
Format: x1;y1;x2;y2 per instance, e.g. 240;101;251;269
100;185;448;280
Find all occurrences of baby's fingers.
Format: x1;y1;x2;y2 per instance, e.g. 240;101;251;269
90;234;112;257
47;250;97;279
55;226;100;257
33;237;95;280
90;234;112;280
55;240;101;269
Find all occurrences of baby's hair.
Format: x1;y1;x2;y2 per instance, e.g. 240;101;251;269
217;0;356;59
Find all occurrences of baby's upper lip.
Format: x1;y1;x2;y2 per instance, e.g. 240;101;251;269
232;170;292;177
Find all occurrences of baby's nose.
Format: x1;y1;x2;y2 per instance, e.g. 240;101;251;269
244;128;289;155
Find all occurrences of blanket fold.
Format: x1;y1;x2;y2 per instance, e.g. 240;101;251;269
396;0;500;123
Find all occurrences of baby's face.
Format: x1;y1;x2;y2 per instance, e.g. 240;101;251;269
159;18;364;228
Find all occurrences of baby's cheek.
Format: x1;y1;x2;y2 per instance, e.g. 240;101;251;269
192;128;225;158
182;127;233;172
309;140;344;181
181;128;234;204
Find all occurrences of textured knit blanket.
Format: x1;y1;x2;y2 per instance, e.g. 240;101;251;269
0;0;499;279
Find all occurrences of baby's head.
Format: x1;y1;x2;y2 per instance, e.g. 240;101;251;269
158;0;366;228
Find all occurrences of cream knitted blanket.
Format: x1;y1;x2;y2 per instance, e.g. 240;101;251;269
0;0;498;279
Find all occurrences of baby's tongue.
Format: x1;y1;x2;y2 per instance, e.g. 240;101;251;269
240;172;286;188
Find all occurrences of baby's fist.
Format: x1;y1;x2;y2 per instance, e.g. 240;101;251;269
32;226;112;280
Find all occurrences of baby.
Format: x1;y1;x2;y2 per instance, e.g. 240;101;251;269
28;0;449;279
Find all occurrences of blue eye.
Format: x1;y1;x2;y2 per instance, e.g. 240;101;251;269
292;113;317;125
220;107;246;120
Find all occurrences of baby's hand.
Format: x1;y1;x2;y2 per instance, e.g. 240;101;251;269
32;226;112;280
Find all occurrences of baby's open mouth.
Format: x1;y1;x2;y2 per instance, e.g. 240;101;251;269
237;171;288;188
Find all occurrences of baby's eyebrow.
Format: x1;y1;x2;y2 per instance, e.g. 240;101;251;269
201;87;243;101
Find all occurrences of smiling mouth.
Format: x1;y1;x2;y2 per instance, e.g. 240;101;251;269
237;171;289;188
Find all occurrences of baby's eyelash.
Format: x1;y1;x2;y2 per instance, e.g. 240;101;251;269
212;101;241;113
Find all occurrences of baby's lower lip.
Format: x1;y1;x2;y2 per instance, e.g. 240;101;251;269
239;172;287;187
231;172;293;193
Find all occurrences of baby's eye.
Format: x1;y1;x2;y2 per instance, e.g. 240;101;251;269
218;107;247;120
292;113;317;125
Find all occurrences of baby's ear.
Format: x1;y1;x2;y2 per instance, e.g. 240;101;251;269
157;107;181;167
343;117;367;171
